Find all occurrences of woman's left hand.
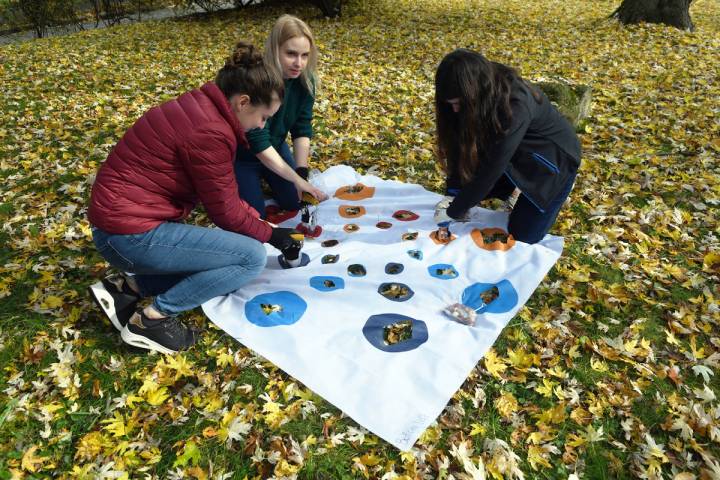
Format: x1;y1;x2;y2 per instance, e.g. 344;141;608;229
298;180;328;203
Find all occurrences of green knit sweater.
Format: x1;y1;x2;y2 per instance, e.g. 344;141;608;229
246;77;314;154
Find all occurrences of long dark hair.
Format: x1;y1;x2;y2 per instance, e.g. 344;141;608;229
215;41;284;106
435;49;539;184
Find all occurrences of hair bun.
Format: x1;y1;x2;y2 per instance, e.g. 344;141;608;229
227;41;264;69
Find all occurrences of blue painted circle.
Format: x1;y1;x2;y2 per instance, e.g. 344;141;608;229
245;291;307;327
310;276;345;292
362;313;429;352
461;280;518;314
428;263;459;280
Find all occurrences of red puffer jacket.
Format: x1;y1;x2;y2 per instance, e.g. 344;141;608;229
88;82;272;242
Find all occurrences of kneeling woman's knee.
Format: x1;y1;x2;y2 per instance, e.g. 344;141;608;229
507;219;546;245
243;239;268;275
510;229;544;244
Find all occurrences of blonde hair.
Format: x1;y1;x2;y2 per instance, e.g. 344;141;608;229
265;14;318;96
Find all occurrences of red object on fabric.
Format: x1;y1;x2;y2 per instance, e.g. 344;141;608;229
88;82;272;243
296;223;322;238
265;205;299;225
392;210;419;221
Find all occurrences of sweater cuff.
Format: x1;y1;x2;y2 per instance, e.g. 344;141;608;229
246;128;272;154
250;138;272;155
290;127;313;140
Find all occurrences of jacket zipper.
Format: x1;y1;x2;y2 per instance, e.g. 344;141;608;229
531;152;560;174
504;173;546;213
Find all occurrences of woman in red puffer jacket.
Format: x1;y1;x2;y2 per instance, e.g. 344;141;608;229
88;41;325;355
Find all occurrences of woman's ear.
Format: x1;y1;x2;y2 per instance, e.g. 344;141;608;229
231;94;251;111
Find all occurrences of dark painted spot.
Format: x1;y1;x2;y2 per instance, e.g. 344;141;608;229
363;313;428;352
378;282;414;302
348;264;366;277
407;249;423;260
401;232;418;241
376;221;392;229
385;263;404;274
321;254;339;264
321;239;339;247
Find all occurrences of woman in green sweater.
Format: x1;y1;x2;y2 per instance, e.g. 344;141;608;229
235;15;326;218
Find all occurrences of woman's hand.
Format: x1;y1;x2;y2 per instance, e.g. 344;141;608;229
435;195;455;211
297;179;328;203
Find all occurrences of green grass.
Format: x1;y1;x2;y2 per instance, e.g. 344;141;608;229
1;0;720;477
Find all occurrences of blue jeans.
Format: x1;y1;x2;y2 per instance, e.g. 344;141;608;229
234;142;300;218
92;223;267;316
484;172;577;244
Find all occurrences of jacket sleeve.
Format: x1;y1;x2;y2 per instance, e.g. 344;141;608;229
446;100;532;219
290;89;314;140
445;162;462;196
179;125;272;242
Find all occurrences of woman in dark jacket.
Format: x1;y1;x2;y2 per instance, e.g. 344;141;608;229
88;42;315;355
432;49;581;244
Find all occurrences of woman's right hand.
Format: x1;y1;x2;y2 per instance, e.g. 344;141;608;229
435;195;455;210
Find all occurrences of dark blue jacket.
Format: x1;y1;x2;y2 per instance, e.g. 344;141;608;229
446;79;581;215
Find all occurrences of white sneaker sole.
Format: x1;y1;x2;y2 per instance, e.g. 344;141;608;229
121;326;178;355
88;281;123;332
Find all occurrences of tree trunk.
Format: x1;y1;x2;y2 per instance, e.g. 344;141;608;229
612;0;694;31
314;0;341;18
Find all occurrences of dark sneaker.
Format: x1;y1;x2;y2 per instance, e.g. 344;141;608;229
121;309;198;354
88;273;141;331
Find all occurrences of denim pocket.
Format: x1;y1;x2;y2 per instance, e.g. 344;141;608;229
97;236;135;272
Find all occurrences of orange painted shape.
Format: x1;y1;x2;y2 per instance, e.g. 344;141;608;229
429;230;457;245
339;205;366;218
344;224;360;233
334;183;376;200
471;228;515;251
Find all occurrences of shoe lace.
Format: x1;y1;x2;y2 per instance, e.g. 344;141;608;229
162;316;190;337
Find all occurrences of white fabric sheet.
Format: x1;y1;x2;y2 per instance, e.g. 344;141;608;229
202;165;563;450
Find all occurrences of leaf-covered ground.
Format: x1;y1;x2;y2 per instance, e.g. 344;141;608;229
1;0;719;478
